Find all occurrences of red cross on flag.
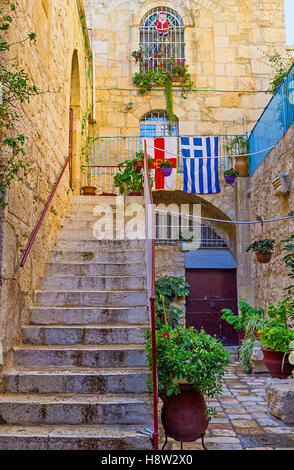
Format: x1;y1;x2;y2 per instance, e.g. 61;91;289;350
145;137;177;190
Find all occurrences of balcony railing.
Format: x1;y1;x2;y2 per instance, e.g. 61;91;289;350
87;134;245;195
249;62;294;174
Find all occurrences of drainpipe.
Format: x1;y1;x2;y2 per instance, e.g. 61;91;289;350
88;28;96;123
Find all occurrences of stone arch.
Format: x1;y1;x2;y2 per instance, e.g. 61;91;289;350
69;49;82;195
131;0;194;27
152;190;237;254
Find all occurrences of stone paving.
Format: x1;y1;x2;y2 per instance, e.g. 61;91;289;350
159;360;294;450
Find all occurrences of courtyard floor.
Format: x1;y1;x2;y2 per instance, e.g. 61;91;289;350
159;360;294;450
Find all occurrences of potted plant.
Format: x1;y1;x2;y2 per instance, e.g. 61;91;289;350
258;298;294;378
221;306;245;344
114;159;144;196
246;239;275;263
160;160;174;177
223;168;240;184
226;136;250;177
145;325;230;448
114;157;153;196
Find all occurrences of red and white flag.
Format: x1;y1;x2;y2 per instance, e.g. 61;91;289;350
145;137;177;190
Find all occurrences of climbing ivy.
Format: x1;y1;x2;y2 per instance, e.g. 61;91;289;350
0;2;38;206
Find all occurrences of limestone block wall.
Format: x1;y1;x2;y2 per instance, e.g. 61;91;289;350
249;125;294;309
0;0;91;366
84;0;286;138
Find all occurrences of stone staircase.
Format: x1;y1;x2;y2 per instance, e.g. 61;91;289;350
0;196;153;450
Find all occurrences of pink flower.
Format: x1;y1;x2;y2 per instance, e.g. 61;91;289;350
162;333;170;339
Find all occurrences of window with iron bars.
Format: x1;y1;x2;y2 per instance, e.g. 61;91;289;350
155;212;227;248
140;110;178;137
139;7;185;73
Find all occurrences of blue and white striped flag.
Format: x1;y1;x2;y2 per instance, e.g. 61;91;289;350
181;136;220;194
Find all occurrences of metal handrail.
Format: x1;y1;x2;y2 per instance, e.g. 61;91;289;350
20;154;72;268
143;140;159;450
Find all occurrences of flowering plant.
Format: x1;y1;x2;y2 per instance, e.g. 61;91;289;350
131;48;143;63
224;168;240;177
145;325;231;419
159;160;174;168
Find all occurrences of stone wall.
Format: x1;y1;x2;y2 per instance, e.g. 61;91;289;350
0;0;92;366
250;125;294;309
84;0;286;138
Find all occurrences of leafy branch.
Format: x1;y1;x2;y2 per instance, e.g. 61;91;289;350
0;2;38;205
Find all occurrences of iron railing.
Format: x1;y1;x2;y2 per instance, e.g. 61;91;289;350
88;134;245;195
143;140;159;451
249;62;294;174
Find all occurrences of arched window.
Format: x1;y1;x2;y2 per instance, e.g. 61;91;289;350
140;110;178;137
139;7;185;73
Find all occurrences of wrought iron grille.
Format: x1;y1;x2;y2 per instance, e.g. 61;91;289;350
140;110;178;137
155;213;227;248
139;7;185;73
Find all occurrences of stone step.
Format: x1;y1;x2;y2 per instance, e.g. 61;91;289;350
40;275;146;291
22;325;148;345
50;249;146;264
0;425;152;450
0;394;152;426
29;307;149;325
55;239;146;250
34;290;148;307
46;262;146;277
3;367;149;394
14;344;146;368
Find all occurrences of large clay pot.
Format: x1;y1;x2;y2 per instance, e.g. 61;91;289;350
235;156;249;177
161;385;209;444
255;252;272;264
262;348;294;379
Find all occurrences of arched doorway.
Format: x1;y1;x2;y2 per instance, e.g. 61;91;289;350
69;50;81;195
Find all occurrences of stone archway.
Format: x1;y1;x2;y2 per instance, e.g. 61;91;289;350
152;189;236;252
70;50;82;195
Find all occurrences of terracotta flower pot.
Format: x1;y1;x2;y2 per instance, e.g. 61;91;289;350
81;186;97;196
262;348;294;379
134;160;144;172
255;252;272;264
171;76;184;83
237;330;246;345
128;191;142;196
161;385;209;445
224;175;236;184
161;167;172;177
235;156;249;177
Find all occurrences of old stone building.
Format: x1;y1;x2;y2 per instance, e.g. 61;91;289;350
0;0;92;372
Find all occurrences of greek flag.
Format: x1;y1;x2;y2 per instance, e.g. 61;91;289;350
181;136;220;194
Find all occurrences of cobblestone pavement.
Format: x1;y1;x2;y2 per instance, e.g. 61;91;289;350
159;360;294;450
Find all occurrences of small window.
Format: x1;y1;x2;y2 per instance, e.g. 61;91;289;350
139;7;185;73
140;110;178;137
